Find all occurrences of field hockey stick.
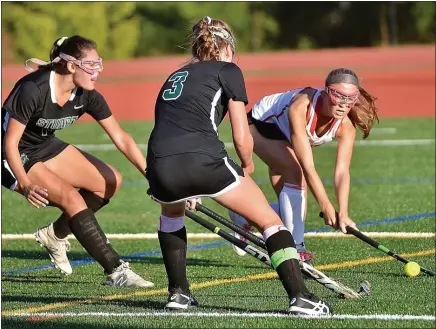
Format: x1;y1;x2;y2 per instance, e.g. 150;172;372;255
196;204;266;248
192;205;369;298
185;210;272;266
185;209;365;299
319;212;435;277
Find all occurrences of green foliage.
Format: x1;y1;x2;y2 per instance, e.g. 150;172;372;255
412;2;435;42
2;2;140;61
2;2;434;63
134;2;279;56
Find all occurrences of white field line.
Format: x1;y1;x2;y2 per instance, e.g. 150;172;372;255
4;311;435;321
2;232;434;240
102;128;395;141
75;139;435;151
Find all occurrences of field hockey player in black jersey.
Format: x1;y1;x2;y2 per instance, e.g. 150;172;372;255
2;35;153;287
145;16;332;316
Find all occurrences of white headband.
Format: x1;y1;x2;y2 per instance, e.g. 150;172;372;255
24;37;68;72
209;26;235;52
24;52;71;72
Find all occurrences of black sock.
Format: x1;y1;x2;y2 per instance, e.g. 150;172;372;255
158;227;189;293
68;208;121;273
53;189;109;239
265;230;309;298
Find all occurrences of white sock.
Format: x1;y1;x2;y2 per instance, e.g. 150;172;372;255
279;183;306;252
262;225;288;241
158;215;185;233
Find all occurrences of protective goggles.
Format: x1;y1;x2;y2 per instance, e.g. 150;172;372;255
325;86;359;108
58;53;103;75
24;53;103;75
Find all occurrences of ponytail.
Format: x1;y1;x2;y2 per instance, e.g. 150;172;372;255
190;16;236;63
348;86;379;139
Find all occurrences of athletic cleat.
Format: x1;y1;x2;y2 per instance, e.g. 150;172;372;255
289;292;332;316
105;260;154;288
165;288;199;310
229;210;252;256
35;223;72;275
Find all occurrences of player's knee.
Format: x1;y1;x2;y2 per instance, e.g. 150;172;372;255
114;169;123;192
282;172;306;188
103;168;123;199
251;208;283;232
61;187;87;215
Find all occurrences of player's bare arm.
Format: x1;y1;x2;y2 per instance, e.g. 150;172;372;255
98;115;147;176
289;92;337;228
228;98;254;175
334;115;358;232
4;117;48;208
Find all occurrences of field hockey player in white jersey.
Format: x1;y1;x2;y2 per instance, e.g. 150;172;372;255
230;68;379;262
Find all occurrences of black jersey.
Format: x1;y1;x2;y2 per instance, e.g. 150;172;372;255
148;61;248;158
1;69;111;155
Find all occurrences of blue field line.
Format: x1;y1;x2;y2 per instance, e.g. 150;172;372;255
306;212;436;233
321;177;436;184
2;212;435;276
122;177;436;186
2;241;228;275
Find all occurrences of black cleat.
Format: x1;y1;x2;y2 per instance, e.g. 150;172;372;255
165;289;199;310
289;292;332;316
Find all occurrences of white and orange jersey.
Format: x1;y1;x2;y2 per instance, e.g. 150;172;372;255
251;87;343;147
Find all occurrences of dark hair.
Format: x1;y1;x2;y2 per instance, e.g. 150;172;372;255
39;35;97;73
326;68;379;139
189;16;235;63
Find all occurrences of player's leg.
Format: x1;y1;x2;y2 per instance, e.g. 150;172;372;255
228;166;282;256
146;152;231;310
251;125;310;255
27;162;110;275
43;146;122;240
268;168;312;263
33;147;152;286
269;167;284;197
157;202;198;310
213;174;330;315
2;158;76;274
230;125;311;257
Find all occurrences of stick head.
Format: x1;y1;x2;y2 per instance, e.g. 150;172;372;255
358;280;371;296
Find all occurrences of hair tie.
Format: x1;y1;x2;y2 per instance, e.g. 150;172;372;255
57;36;68;47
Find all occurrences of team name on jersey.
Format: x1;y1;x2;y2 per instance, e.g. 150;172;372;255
36;116;79;130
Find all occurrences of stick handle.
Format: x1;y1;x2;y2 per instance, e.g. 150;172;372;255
345;226;406;260
196;204;266;249
185;210;272;267
319;212;436;276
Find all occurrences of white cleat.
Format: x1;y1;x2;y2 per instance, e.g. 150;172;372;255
35;223;72;276
229;210;253;257
289;292;332;316
105;260;154;288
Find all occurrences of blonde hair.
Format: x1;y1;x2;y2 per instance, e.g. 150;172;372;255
190;16;236;63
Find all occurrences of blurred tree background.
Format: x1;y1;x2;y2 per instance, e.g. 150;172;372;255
2;1;434;63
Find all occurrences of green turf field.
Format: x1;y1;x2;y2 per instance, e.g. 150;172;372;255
1;118;435;328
